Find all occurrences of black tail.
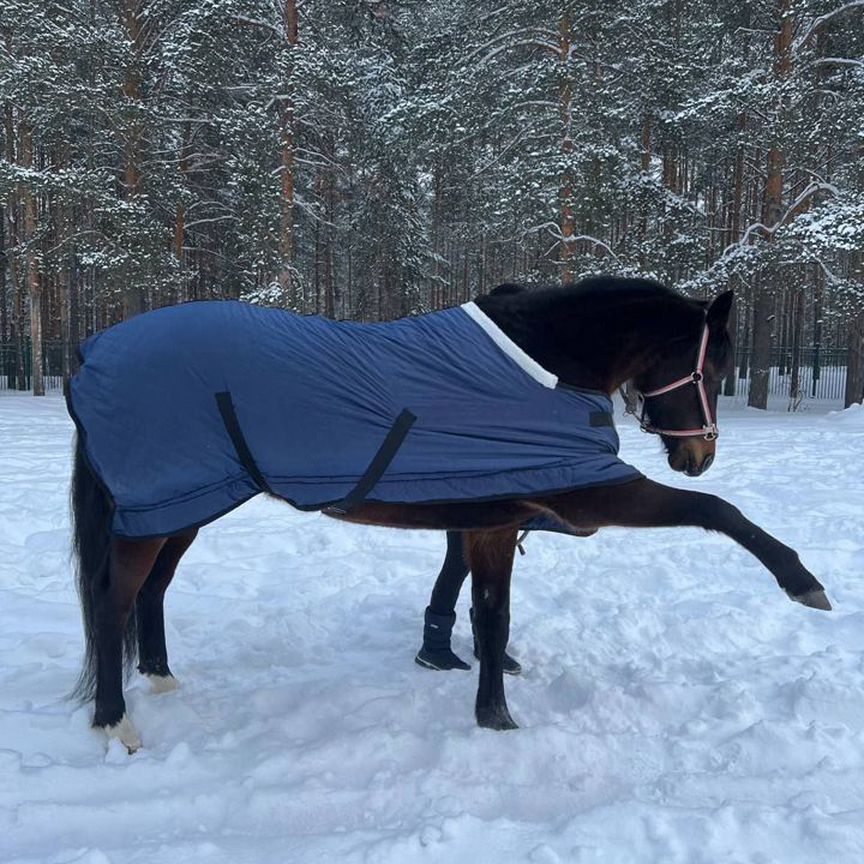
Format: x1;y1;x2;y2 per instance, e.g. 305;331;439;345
70;438;137;701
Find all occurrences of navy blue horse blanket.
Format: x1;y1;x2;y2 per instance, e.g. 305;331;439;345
67;300;640;538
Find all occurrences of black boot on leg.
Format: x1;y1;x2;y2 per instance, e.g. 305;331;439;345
471;607;522;675
415;607;471;671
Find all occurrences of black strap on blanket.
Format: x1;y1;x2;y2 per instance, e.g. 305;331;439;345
589;411;614;428
327;408;417;514
215;391;274;494
216;392;416;512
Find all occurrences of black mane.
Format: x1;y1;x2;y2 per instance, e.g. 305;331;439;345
476;276;721;393
481;276;695;316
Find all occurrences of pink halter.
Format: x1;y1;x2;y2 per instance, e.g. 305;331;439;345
637;321;719;441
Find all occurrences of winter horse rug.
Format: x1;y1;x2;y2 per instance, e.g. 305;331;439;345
66;301;641;538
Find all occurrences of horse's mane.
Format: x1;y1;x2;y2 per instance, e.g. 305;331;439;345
478;276;732;377
485;276;696;311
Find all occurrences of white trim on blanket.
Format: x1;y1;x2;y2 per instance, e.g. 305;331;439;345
461;302;559;389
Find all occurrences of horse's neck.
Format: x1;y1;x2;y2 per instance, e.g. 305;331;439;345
478;292;700;393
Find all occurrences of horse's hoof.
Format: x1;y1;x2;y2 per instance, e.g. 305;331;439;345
146;673;181;694
105;713;142;754
476;706;519;731
789;588;832;611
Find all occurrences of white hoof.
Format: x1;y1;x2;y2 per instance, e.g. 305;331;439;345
106;713;142;754
146;673;180;694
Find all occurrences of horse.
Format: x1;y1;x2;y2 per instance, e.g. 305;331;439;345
67;276;831;752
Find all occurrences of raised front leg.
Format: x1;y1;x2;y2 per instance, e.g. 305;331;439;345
136;528;198;692
465;528;519;730
541;478;830;610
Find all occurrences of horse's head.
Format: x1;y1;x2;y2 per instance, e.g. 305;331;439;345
476;279;735;477
633;290;734;477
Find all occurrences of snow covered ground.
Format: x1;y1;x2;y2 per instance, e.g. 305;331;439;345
1;391;862;864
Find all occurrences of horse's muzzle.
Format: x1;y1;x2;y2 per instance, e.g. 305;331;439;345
668;443;715;477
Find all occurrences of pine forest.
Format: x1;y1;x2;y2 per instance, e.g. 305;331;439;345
1;0;863;407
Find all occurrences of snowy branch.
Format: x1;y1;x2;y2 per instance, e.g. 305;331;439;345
813;57;864;68
463;27;561;67
528;222;622;263
184;216;237;229
718;182;839;261
233;16;285;40
794;1;864;51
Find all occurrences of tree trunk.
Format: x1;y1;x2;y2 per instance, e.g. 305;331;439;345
69;259;81;375
723;289;738;395
724;113;747;397
431;163;442;309
54;141;72;381
778;288;789;375
730;114;746;247
812;266;824;396
20;119;44;395
12;265;26;390
662;144;678;241
748;280;773;408
122;0;144;318
323;149;336;318
0;160;7;347
748;0;793;409
175;119;192;302
4;101;25;390
277;0;300;304
843;252;864;408
557;13;575;283
313;167;322;314
845;309;864;408
737;291;750;383
638;114;650;271
788;284;804;408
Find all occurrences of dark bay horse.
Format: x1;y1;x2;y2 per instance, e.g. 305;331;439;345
69;277;831;751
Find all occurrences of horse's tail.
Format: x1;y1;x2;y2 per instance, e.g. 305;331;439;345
70;436;136;702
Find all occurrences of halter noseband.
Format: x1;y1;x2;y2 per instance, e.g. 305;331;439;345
635;321;719;441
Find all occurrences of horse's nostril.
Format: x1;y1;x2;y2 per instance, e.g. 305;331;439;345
702;454;714;472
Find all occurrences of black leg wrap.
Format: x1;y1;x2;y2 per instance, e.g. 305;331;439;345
415;606;471;671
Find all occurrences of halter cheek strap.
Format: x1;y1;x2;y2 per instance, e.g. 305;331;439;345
637;322;719;441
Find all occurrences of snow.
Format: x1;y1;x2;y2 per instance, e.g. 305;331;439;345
1;391;863;864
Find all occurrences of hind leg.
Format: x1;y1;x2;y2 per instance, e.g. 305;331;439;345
136;529;198;693
93;537;165;751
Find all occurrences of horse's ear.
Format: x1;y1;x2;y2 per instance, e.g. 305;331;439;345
707;290;734;328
